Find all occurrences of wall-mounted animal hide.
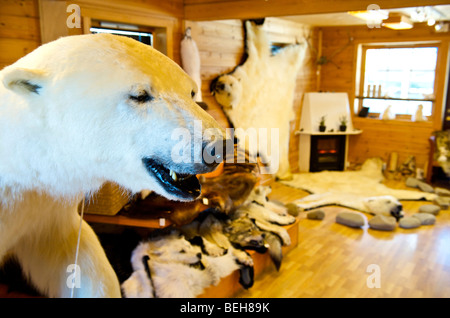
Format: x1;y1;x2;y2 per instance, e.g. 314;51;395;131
211;20;307;179
181;27;202;102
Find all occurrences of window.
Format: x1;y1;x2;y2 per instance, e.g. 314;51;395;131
90;26;153;46
88;19;171;57
356;44;439;120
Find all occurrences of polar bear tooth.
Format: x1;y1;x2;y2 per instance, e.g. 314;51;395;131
170;170;177;181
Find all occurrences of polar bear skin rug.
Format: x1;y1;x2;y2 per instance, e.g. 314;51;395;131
210;20;307;180
282;158;437;215
0;34;224;297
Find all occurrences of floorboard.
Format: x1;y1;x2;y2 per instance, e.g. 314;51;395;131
235;180;450;298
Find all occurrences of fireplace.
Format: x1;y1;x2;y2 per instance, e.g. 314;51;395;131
297;93;362;172
310;135;346;172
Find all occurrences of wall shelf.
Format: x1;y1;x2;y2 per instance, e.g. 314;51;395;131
295;129;362;136
83;213;172;229
355;96;435;102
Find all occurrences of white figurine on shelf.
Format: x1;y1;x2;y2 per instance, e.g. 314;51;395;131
380;105;394;120
412;104;425;122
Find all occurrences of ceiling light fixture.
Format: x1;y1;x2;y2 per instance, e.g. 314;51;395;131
382;14;413;30
348;9;389;26
435;22;449;33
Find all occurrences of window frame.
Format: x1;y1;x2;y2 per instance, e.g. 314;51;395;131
356;42;441;121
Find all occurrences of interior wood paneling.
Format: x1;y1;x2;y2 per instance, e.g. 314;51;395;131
0;0;41;69
0;0;185;67
184;0;450;21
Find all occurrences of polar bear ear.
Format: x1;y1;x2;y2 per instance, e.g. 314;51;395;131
2;67;47;95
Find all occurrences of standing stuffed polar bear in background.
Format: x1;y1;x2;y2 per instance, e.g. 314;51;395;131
0;33;225;297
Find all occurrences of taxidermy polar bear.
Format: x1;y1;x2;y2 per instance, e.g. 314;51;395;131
0;33;224;297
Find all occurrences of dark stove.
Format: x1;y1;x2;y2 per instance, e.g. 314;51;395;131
310;135;346;172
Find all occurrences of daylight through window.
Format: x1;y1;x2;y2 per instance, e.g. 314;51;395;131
90;27;153;46
357;45;438;119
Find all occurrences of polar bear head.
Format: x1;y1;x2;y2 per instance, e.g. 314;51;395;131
0;34;225;201
363;195;404;220
210;73;242;109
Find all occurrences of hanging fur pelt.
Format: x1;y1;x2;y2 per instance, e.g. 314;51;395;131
210;20;307;180
181;27;202;102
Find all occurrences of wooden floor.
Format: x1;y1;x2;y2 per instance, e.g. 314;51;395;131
235;180;450;298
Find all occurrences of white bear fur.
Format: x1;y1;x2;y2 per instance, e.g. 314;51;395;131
213;21;307;179
0;34;223;297
283;158;437;202
293;192;403;217
284;158;436;216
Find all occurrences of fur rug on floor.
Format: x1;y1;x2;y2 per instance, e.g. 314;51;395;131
282;158;437;213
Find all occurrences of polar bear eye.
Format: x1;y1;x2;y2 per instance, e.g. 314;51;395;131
191;90;196;99
129;90;153;103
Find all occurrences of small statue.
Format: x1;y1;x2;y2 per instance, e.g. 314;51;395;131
412;104;425;122
381;105;394;120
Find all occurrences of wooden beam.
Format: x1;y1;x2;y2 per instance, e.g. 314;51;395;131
38;0;69;44
184;0;450;21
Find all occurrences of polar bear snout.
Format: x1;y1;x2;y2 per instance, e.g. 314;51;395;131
390;204;404;221
141;139;228;201
201;138;227;170
364;195;404;220
210;74;242;108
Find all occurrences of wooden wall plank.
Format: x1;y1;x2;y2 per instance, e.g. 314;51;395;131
0;0;40;69
38;0;68;44
0;38;39;66
0;14;40;41
75;0;184;19
0;0;40;17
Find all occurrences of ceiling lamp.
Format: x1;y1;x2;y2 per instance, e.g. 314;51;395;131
382;14;413;30
435;22;449;33
348;8;388;25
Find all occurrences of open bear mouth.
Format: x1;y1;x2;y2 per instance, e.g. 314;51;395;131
189;260;206;270
142;158;201;200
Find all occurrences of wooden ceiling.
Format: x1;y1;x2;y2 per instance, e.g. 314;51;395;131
283;4;450;27
184;0;450;21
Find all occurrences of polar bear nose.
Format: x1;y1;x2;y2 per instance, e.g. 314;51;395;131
202;139;227;168
217;83;225;91
391;204;404;221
